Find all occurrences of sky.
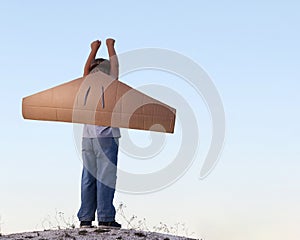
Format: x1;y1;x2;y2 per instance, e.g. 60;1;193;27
0;1;300;239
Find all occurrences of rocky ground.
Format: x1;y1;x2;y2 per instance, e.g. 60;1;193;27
0;227;198;240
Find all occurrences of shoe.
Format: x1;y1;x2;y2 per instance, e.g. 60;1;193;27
98;221;121;228
80;221;93;228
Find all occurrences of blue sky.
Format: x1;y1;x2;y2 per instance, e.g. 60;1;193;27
0;1;300;239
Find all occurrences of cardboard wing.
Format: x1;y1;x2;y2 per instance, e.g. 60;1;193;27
22;72;176;133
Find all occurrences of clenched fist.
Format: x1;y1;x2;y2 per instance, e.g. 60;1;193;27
106;38;115;46
90;40;101;51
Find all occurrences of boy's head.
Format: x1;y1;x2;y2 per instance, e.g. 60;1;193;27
89;58;111;75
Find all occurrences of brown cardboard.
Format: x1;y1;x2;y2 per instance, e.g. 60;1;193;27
22;71;176;133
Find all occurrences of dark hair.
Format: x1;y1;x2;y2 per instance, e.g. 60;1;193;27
89;58;111;74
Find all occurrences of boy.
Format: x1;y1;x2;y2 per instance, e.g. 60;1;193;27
77;39;121;228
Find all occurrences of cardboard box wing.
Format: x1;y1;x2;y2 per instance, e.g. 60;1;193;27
22;72;176;133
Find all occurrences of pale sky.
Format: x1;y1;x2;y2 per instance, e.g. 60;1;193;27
0;1;300;239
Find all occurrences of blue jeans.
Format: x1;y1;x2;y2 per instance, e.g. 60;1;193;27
77;137;119;222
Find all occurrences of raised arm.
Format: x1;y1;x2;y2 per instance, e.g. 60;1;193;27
106;38;119;80
83;40;101;77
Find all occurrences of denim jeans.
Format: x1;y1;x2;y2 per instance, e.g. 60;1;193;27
77;137;119;222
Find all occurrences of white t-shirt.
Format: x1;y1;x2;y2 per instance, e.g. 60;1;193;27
82;64;121;138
